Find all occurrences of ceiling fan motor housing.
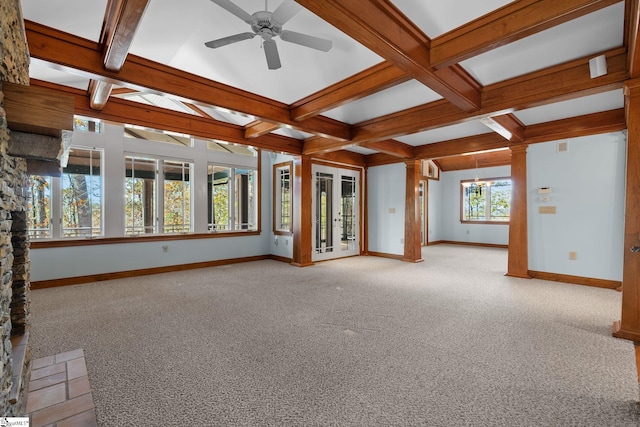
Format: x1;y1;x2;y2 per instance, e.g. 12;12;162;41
251;11;281;38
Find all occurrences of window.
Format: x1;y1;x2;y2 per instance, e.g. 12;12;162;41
125;155;193;235
28;147;104;239
273;162;292;234
28;175;52;239
461;178;511;223
62;147;103;237
208;165;257;231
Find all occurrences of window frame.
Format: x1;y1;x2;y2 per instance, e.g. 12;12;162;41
207;163;259;233
460;176;511;224
273;161;293;235
124;154;194;236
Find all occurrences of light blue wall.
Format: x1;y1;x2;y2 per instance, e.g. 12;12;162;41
527;132;626;281
427;178;443;243
367;163;406;255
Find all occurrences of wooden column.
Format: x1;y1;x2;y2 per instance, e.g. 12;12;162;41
506;144;530;278
613;79;640;342
403;160;423;263
292;155;313;267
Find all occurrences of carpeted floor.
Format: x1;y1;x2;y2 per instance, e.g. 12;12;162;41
29;245;639;426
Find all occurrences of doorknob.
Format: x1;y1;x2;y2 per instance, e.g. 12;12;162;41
631;246;640;253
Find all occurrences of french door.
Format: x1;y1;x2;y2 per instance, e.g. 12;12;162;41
312;165;360;262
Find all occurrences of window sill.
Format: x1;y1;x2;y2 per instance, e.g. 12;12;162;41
460;220;509;225
30;231;261;249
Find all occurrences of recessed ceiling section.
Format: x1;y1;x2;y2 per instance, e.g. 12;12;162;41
514;90;624;126
130;0;382;104
391;0;513;38
28;58;91;91
396;120;493;147
460;2;624;86
322;80;443;124
21;0;107;42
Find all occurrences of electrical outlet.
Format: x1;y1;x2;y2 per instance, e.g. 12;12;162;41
569;251;577;260
162;245;169;253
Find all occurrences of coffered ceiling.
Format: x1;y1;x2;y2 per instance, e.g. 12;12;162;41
20;0;634;169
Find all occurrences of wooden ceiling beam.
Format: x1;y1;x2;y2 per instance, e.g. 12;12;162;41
101;0;149;71
413;108;625;160
244;121;280;139
295;0;481;112
626;0;640;78
31;79;304;155
25;21;352;142
302;136;355;155
89;0;149;110
352;47;627;144
290;61;411;121
523;108;625;143
359;139;414;158
480;114;526;142
431;0;622;69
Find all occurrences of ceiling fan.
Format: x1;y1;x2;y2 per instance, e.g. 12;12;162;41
205;0;332;70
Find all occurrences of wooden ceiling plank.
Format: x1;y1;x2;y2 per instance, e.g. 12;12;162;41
245;121;281;139
295;0;481;112
290;61;411;121
359;139;414;158
31;79;304;155
626;0;640;78
25;21;351;141
431;0;622;69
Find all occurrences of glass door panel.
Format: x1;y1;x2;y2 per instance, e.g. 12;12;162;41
312;165;360;261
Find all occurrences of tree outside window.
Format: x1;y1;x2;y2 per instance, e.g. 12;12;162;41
461;178;511;223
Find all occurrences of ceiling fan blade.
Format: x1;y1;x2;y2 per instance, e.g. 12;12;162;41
263;39;281;70
210;0;254;24
279;30;332;52
205;32;255;49
271;0;302;26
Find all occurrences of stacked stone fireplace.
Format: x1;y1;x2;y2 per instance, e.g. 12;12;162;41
1;0;36;416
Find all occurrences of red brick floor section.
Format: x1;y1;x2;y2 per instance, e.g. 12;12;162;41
26;349;97;427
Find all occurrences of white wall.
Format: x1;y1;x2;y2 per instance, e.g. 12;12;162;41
438;165;511;245
527;132;626;281
367;163;406;255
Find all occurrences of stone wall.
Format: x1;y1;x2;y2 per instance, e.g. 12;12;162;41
1;0;32;417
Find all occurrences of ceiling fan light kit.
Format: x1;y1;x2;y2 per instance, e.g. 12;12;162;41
206;0;333;70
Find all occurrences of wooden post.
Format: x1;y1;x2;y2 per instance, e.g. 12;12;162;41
506;144;530;278
292;155;313;267
613;79;640;342
403;160;423;263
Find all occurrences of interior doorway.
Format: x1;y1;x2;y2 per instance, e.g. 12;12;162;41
312;164;360;262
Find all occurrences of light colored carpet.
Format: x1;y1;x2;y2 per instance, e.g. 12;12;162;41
29;245;639;426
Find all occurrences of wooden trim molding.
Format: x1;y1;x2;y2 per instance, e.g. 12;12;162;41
429;240;508;249
31;255;274;290
529;270;621;290
368;251;404;261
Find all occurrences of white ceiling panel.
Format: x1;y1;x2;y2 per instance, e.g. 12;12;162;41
396;120;493;147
